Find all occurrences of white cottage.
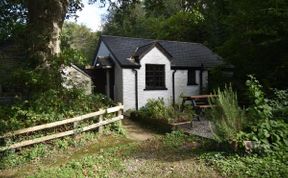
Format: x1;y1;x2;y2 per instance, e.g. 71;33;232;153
92;35;223;110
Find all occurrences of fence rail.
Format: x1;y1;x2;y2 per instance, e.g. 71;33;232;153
0;103;124;152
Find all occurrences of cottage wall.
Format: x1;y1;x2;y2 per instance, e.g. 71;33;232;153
174;70;208;103
138;47;173;107
122;47;172;110
174;70;200;104
122;69;136;110
122;47;208;110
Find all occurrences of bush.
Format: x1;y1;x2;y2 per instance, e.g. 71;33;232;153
139;98;171;122
0;89;115;134
268;89;288;120
133;98;194;123
246;75;272;123
207;85;246;147
130;98;195;132
248;119;288;154
245;75;288;154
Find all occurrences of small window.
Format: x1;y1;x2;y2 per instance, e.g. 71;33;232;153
187;69;197;85
145;64;166;90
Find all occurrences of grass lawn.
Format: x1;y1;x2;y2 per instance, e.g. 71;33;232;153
0;132;220;178
0;131;287;178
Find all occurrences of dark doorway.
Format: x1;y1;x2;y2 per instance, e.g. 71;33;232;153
85;68;115;100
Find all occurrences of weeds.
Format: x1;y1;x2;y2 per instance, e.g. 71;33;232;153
207;85;246;145
200;152;288;178
0;131;102;169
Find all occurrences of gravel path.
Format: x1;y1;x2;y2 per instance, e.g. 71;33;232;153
177;119;214;139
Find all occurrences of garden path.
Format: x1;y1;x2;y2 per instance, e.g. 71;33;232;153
177;119;214;139
122;118;163;141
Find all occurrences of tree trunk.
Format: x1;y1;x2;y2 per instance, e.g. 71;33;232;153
26;0;69;67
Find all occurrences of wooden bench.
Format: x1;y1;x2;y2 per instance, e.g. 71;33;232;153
181;95;217;121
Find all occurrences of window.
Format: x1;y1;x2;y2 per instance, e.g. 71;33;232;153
187;69;197;85
145;64;166;90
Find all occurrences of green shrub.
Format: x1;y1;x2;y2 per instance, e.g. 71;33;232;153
140;98;171;121
245;76;288;154
268;89;288;120
0;89;114;134
246;75;272;122
131;98;194;124
207;85;246;146
247;119;288;154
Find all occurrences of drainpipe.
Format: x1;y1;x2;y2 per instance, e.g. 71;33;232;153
200;64;204;94
132;69;138;110
172;70;177;106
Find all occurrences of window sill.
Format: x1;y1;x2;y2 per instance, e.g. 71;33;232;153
187;83;198;86
144;87;168;91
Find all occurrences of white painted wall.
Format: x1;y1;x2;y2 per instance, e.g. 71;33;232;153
122;69;136;110
122;47;172;110
174;70;200;104
203;70;208;89
173;70;207;104
138;47;173;108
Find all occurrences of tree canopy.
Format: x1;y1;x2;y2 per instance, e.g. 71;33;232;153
101;0;288;90
0;0;287;90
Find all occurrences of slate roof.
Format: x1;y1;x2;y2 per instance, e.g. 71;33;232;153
99;35;223;69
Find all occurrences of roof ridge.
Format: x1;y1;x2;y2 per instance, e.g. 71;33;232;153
100;35;202;45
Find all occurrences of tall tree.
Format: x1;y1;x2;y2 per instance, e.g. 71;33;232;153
26;0;70;66
218;0;288;89
61;22;100;64
1;0;106;67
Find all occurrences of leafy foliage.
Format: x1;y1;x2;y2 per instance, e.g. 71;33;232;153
102;0;288;91
131;98;194;124
200;152;288;178
61;22;100;64
246;75;272;122
249;119;288;154
0;131;103;169
0;89;114;134
0;0;27;42
268;89;288;119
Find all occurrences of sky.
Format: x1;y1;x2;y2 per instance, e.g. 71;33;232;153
67;0;108;31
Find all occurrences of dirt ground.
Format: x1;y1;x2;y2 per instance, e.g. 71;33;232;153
122;118;163;141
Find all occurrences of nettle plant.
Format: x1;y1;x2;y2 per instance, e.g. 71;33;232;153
246;75;272;122
245;75;288;154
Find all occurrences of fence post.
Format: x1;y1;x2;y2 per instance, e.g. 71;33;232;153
73;121;79;138
117;103;123;127
98;115;104;134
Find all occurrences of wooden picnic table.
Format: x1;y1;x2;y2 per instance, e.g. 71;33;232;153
181;95;217;121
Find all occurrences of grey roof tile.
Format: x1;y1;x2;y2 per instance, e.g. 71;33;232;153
100;35;223;68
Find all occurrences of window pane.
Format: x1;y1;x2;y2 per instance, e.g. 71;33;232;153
188;69;196;85
146;64;165;89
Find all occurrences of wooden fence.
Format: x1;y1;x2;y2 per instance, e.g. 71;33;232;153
0;103;124;152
